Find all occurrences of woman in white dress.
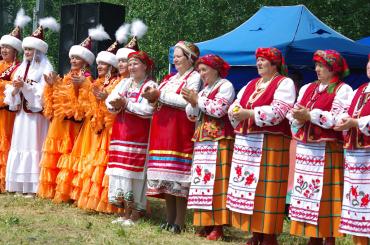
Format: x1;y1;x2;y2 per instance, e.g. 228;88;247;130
4;18;59;196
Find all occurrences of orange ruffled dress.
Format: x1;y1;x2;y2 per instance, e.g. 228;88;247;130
0;60;18;192
70;76;121;213
38;72;93;199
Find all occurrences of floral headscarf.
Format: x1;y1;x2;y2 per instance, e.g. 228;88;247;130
128;50;154;74
174;41;200;63
255;47;288;76
313;50;350;78
196;54;230;78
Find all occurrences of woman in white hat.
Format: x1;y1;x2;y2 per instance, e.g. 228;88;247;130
59;27;124;210
4;16;59;196
0;9;30;193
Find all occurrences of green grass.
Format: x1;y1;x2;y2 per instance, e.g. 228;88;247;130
0;194;353;244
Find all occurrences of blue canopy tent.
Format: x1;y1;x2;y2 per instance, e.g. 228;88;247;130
169;5;370;90
357;37;370;46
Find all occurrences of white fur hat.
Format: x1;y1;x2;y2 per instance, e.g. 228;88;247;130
96;51;118;68
69;43;95;66
68;24;110;65
22;17;60;54
116;47;135;60
0;34;22;53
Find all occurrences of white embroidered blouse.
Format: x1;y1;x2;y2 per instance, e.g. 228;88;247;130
185;78;235;121
159;68;201;109
105;77;157;117
287;82;353;129
228;77;296;128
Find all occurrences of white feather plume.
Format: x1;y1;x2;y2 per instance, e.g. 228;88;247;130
14;8;31;28
39;17;60;32
115;23;130;44
130;19;147;39
88;24;110;41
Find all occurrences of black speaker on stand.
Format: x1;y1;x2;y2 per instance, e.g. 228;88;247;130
58;2;125;76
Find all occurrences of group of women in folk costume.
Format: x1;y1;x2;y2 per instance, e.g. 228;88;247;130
1;8;370;245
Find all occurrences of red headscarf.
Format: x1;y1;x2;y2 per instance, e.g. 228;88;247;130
255;47;288;76
196;54;230;78
128;50;154;74
313;50;350;78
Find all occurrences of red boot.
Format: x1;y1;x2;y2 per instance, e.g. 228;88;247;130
206;225;223;241
195;226;213;237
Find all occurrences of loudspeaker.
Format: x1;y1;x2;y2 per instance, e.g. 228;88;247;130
58;2;125;76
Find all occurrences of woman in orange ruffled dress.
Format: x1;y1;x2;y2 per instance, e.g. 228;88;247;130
67;42;121;213
77;46;135;214
52;25;111;203
0;8;29;192
37;36;95;199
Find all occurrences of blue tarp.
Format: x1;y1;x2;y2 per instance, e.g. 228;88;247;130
169;5;370;90
357;37;370;46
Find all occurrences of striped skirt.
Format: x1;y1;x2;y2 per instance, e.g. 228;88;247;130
231;134;290;234
290;141;344;238
193;139;233;226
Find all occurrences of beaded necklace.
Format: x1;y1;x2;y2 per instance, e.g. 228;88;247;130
246;72;278;106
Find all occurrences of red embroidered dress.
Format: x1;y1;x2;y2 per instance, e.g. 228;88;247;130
146;69;201;198
105;77;157;209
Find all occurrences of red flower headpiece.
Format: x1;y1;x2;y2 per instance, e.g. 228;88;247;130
128;50;154;73
313;49;350;78
196;54;230;78
255;47;288;75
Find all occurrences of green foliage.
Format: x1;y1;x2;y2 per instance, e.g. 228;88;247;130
1;0;369;79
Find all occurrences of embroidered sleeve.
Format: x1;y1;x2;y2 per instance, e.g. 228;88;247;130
198;81;235;118
310;84;353;129
358;115;370;136
4;83;21;111
228;86;247;128
126;81;157;117
159;72;201;108
185;103;200;122
286;83;310;129
254;78;296;127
